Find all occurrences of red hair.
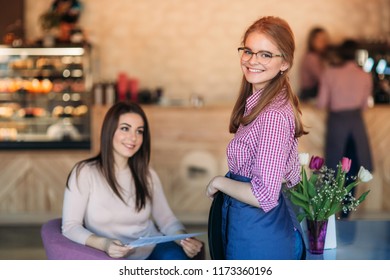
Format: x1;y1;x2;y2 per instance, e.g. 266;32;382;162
229;16;307;138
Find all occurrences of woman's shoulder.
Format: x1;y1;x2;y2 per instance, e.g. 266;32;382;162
67;160;100;191
70;160;100;180
75;160;98;172
267;91;292;114
257;95;293;125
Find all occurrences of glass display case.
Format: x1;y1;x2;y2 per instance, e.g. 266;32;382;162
0;46;92;149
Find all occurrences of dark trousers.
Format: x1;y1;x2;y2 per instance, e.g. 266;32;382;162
146;241;189;260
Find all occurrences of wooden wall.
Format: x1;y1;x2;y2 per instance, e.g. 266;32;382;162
0;150;90;224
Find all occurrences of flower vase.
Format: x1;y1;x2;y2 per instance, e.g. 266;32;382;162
306;219;328;254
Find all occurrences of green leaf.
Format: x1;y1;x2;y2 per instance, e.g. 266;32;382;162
317;199;332;220
357;190;370;204
309;173;318;184
335;162;342;182
290;195;312;218
289;190;309;202
335;164;346;190
301;168;309;197
307;181;316;199
345;181;359;193
328;203;343;216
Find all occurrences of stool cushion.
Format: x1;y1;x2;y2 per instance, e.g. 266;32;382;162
41;218;119;260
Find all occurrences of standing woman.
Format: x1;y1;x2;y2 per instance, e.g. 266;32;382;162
299;27;329;101
317;40;373;218
62;101;202;259
206;16;306;260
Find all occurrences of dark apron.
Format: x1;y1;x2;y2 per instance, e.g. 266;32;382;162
221;172;305;260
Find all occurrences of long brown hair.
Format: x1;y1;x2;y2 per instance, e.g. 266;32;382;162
67;102;151;211
229;16;307;138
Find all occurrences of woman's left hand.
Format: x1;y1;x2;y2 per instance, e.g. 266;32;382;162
181;238;203;259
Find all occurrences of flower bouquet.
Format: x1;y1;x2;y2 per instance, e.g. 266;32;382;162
287;153;372;254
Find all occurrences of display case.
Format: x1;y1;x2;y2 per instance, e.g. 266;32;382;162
0;46;92;149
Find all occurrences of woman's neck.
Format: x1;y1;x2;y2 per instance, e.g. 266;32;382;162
114;156;128;172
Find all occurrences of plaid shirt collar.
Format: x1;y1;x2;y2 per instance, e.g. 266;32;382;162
245;89;262;116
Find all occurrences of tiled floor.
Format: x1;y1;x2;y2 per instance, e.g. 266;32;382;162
0;223;209;260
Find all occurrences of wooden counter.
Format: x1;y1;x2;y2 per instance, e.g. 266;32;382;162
0;103;389;224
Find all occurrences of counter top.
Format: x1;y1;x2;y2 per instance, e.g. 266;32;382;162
307;220;390;260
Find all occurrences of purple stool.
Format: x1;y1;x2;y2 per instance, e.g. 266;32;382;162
41;218;205;260
40;218;122;260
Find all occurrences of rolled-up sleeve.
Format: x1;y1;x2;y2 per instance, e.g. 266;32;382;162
250;110;289;212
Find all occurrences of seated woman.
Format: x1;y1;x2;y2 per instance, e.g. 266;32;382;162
62;101;203;259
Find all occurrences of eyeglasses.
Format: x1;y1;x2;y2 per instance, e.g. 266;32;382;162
238;47;283;64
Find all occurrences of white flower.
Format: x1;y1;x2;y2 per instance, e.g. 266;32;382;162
358;166;373;182
298;153;309;166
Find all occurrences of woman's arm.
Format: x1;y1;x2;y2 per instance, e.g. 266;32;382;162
62;166;95;244
206;176;259;207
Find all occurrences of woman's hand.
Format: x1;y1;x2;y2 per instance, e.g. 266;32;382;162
104;239;135;258
180;238;203;259
86;234;134;259
206;176;221;199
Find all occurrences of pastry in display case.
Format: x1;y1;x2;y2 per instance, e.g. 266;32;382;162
0;46;92;149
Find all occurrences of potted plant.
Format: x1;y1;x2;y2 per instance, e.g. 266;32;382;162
287;153;372;254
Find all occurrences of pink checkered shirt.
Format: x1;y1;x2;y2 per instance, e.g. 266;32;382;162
227;89;300;212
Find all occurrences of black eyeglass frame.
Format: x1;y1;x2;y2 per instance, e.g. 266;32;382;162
237;47;283;63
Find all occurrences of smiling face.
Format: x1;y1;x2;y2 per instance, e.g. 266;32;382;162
113;112;144;167
241;32;290;92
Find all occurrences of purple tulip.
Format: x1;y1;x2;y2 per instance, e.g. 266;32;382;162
309;156;325;170
341;157;352;173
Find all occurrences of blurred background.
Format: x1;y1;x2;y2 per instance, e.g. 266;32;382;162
0;0;389;260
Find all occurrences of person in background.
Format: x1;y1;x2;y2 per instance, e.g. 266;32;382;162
206;16;307;259
299;27;329;101
317;39;374;219
62;101;203;259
